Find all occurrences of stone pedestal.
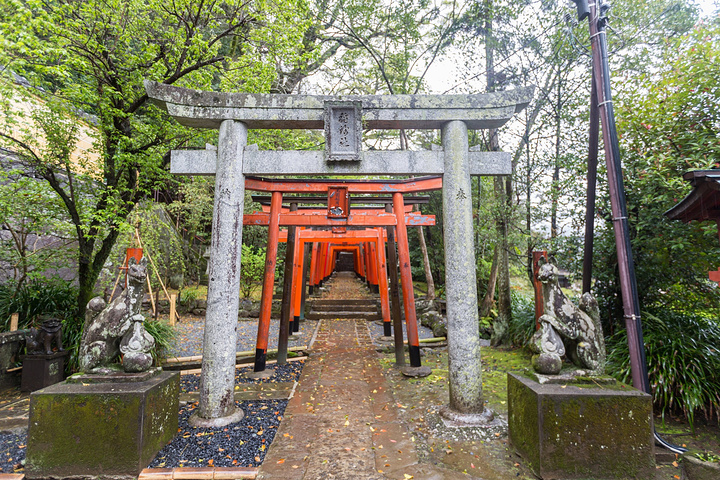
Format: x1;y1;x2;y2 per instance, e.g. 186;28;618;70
25;371;179;479
508;372;654;479
1;330;25;390
20;351;69;392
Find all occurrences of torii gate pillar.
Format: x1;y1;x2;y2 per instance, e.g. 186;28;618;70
441;121;492;421
192;120;247;426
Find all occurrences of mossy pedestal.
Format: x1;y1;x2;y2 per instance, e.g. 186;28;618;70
25;370;179;480
508;372;654;479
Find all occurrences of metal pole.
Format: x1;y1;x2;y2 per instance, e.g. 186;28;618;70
582;64;600;295
588;0;645;392
577;0;686;454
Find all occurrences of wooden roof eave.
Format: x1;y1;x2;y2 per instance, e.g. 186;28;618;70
665;173;720;223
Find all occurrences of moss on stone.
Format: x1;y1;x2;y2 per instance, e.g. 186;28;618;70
26;372;179;478
508;372;655;479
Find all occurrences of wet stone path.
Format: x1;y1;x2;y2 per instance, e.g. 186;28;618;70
258;272;466;480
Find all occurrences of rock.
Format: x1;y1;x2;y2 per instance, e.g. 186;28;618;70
415;298;434;314
419;310;447;337
532;353;562;375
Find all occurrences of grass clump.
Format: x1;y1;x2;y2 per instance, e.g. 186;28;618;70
0;277;78;331
606;310;720;429
507;293;536;348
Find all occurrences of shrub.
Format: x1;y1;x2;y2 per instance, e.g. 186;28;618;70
143;319;177;364
240;244;266;298
606;311;720;428
0;277;78;331
179;286;200;307
507;293;536;348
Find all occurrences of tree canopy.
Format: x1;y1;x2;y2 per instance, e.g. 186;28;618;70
0;0;310;315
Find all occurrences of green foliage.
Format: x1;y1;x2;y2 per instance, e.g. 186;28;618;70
179;286;201;307
0;277;78;331
62;314;85;374
240;244;266;298
0;168;75;287
134;203;186;289
0;0;311;316
143;319;177;364
594;20;720;329
694;452;720;463
507;292;536;348
606;311;720;428
167;178;215;285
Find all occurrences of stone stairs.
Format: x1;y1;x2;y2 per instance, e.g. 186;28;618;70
306;298;381;321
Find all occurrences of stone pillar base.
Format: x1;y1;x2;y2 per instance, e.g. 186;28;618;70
508;372;654;479
26;371;179;479
20;351;69;392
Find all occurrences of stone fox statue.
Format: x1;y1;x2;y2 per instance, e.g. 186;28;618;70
25;317;64;355
530;257;606;375
79;257;155;373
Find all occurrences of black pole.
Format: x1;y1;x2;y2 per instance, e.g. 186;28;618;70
578;0;686;454
582;64;600;295
277;203;298;364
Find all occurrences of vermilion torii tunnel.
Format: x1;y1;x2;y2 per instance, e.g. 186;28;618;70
241;176;440;375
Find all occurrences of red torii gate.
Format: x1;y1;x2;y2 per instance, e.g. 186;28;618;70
243;176;440;375
277;228;393;334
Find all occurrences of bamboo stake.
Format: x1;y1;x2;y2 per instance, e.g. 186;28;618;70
108;266;124;302
134;228;180;322
169;294;177;327
146;275;156;317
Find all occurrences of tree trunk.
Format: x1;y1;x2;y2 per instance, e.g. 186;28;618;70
484;9;511;345
416;225;435;299
551;62;562;239
407;176;435;300
479;244;499;317
491;175;512;347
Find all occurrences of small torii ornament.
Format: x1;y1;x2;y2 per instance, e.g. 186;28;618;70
709;268;720;285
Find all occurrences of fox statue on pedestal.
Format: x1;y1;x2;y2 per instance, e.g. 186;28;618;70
529;257;605;375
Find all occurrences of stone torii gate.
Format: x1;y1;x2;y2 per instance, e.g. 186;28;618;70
145;80;533;427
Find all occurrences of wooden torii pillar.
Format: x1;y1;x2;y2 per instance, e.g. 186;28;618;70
254;197;416;333
282;229;393;338
145;80;532;426
243;176;438;374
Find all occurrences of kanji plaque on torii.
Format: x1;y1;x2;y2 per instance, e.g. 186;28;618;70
145;80;533;427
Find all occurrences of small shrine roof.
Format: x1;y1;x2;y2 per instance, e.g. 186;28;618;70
665;170;720;223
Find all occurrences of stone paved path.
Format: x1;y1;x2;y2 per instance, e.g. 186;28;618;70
257;273;473;480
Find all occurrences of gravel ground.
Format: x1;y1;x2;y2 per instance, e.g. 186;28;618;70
148;399;288;469
0;432;25;473
367;318;435;342
168;318;317;358
180;360;304;393
1;360;305;474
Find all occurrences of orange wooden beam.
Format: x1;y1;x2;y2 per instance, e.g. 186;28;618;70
245;176;442;194
244;212;435;227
